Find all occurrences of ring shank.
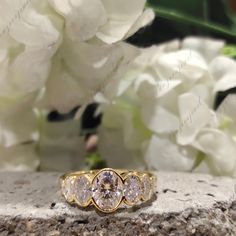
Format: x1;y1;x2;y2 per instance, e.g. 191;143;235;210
60;168;157;213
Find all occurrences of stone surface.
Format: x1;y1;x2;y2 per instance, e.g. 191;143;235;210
0;172;235;235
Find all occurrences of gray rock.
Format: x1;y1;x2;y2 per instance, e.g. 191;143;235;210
0;171;235;236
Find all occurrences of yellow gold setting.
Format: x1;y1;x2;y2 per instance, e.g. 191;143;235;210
60;168;156;213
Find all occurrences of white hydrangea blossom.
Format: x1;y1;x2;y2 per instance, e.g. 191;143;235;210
0;0;154;170
99;37;236;177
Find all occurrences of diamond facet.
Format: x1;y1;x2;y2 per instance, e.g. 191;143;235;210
62;176;74;201
124;175;142;205
142;175;152;200
74;175;92;206
92;170;123;212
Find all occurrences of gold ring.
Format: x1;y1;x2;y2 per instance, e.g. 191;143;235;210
60;168;156;213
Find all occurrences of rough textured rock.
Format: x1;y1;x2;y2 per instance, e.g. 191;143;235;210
0;171;235;236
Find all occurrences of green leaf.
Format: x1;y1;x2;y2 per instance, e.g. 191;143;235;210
191;151;206;171
146;4;236;39
222;45;236;58
148;0;205;18
221;0;236;32
85;152;107;170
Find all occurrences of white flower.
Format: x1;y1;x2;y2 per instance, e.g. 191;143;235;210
176;93;215;145
49;0;154;43
145;135;196;172
0;10;60;174
192;128;236;176
0;0;152;170
0;94;39;171
37;0;154;113
0;143;39;171
217;94;236;137
100;37;236;176
182;37;225;62
39;40;138;113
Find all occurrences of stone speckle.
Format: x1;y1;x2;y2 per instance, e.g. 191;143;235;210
0;172;235;235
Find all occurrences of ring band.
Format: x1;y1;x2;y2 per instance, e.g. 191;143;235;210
60;168;156;213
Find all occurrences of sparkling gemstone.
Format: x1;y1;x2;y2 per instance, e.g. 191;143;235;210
142;175;152;200
62;176;74;201
74;175;92;206
124;175;142;204
92;170;123;212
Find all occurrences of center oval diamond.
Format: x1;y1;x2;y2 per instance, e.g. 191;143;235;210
92;169;123;212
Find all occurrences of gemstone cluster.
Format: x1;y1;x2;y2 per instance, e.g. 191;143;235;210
61;169;155;213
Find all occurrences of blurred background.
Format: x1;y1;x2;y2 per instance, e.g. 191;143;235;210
47;0;236;170
130;0;236;114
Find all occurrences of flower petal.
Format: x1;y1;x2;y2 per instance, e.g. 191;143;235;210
0;50;11;97
177;93;214;145
182;37;225;62
210;56;236;81
0;93;37;118
217;94;236;135
0;109;38;147
144;135;195;171
141;103;179;134
10;48;53;96
38;55;88;113
193;128;236;176
49;0;107;41
133;40;180;68
6;0;61;47
157;50;208;82
63;39;126;89
217;94;236;121
213;73;236;93
0;143;39;171
134;73;182;99
125;8;155;39
97;0;148;43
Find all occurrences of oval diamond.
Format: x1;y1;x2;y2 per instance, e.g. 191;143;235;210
124;175;142;205
142;175;152;200
74;175;92;207
62;176;74;202
92;170;123;212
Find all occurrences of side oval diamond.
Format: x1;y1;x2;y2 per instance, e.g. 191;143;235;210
61;176;75;202
124;175;142;205
92;169;123;212
142;174;152;201
74;175;92;207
